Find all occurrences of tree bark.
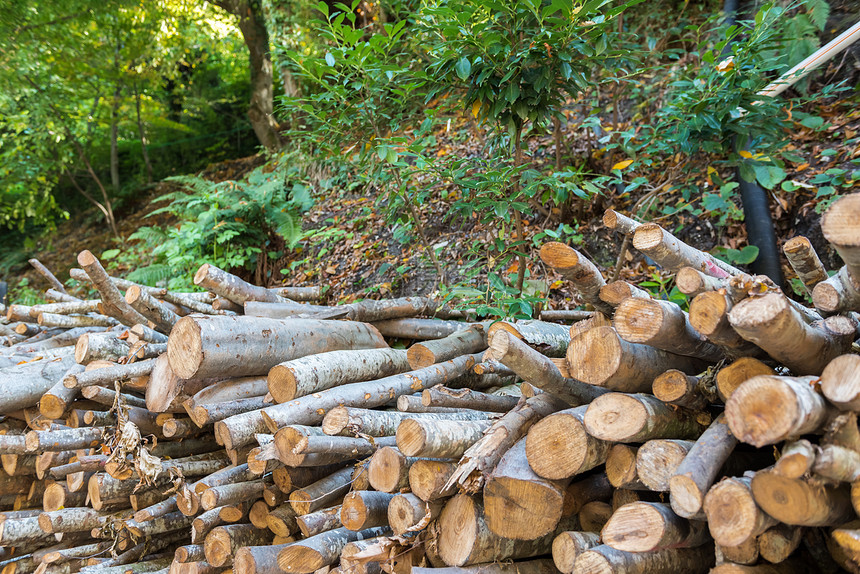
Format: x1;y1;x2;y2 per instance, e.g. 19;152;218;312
296;505;341;537
421;386;518;413
572;543;715;574
125;285;178;333
396;419;491;458
289;466;354;515
485;320;571;358
539;243;613;315
268;348;409;403
276;527;390;573
688;291;762;358
567;326;707;392
725;374;832;447
371;318;470;340
525;406;610;481
0;350;76;414
406;326;487;369
583;392;706;443
322;407;490;437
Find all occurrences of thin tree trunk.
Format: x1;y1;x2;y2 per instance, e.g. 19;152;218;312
132;81;153;184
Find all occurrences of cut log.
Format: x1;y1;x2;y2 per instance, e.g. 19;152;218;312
77;250;149;326
125;285;178;333
167;315;387;379
271;464;348;495
218;354;478;450
572;543;715;574
525;406;610;480
601;501;709;552
64;358;155;389
539;242;613;315
552;531;601;574
814;443;860;482
200;479;266;512
388;493;441;535
751;469;854;526
632;222;740;277
234;543;296;574
421;386;519;413
485;330;607;405
203;523;273;567
719;535;761;565
409;460;458;502
567;327;707;392
397;395;463;413
276;526;390;573
371;318;470;340
80;385;146;410
651;370;707;411
598;281;650;308
725;374;832;447
176;544;206;563
340;491;395;531
39;364;86;420
189;396;268;428
605;444;645;490
669;413;738;518
715;357;775;402
25;427;104;453
758;523;802;564
821;193;860;282
296;505;341;537
433;493;569;567
583;392;706;443
689;291;762;357
784;236;829;298
728;292;851;375
194;263;284;304
613;297;723;361
602;209;641;235
28;259;67;294
581;500;614;533
635;440;695;492
486;320;571;358
676;267;724;297
367;447;414;493
821;354;860;411
0;351;76;414
322;407;490;438
38;507;108;534
146;354;217;414
445;392;568;494
268;348;410;403
483;437;569;540
396;419;491;458
289;466;354;515
37;312;117;329
42;481;86;511
213;296;244;313
773;439;816;478
406;326;487;369
540;309;594;322
812;265;860;314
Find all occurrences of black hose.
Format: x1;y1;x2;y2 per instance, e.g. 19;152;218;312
723;0;785;285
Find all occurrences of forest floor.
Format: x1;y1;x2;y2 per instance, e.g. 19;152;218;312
17;95;860;311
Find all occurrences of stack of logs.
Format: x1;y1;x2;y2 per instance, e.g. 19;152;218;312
2;194;860;574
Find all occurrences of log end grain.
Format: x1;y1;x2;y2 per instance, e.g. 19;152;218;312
167;316;204;379
552;531;601;574
484;475;564;540
395;419;429;457
631;223;665;252
651;370;695;404
821;354;860;410
39;394;69;421
436;494;480;566
812;280;843;313
539;242;580;269
582;393;645;442
613;298;663;343
600;502;668;552
822;194;860;249
367;447;406;493
688;291;728;337
340;492;370;531
668;474;704;517
203;527;232;567
566;327;621;386
725;376;803;448
715;357;775;402
193;264;212;287
267;364;299;403
676;268;706;295
277;542;327;573
525;410;592;480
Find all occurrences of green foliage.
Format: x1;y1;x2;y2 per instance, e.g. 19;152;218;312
125;161;313;290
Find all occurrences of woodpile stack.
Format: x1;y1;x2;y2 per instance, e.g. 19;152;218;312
1;193;860;574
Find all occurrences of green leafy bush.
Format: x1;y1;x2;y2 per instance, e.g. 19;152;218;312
126;162;313;290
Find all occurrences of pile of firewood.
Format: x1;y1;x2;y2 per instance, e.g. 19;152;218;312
1;193;860;574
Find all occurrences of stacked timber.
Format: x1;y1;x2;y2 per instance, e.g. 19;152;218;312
1;194;860;574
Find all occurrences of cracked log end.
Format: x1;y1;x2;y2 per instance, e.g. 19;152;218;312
566;327;621;386
613;298;663;343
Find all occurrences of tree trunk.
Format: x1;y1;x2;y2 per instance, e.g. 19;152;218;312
552;531;601;574
296;505;341;537
572;543;715;574
688;291;762;358
340;491;394;531
676;267;724;297
583;392;707;443
110;82;121;193
602;501;709;552
525;406;610;480
268;348;409;403
132;81;153;184
567;326;707;392
211;1;282;151
322;407;490;437
725;374;832;447
396;419;491;458
406;326;487;369
715;357;775;402
167;315;386;379
388;493;442;535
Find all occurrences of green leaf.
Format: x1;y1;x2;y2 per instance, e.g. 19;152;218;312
753;165;787;190
454;57;471;80
101;249;120;260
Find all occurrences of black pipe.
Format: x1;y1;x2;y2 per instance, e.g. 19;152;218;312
723;0;785;285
